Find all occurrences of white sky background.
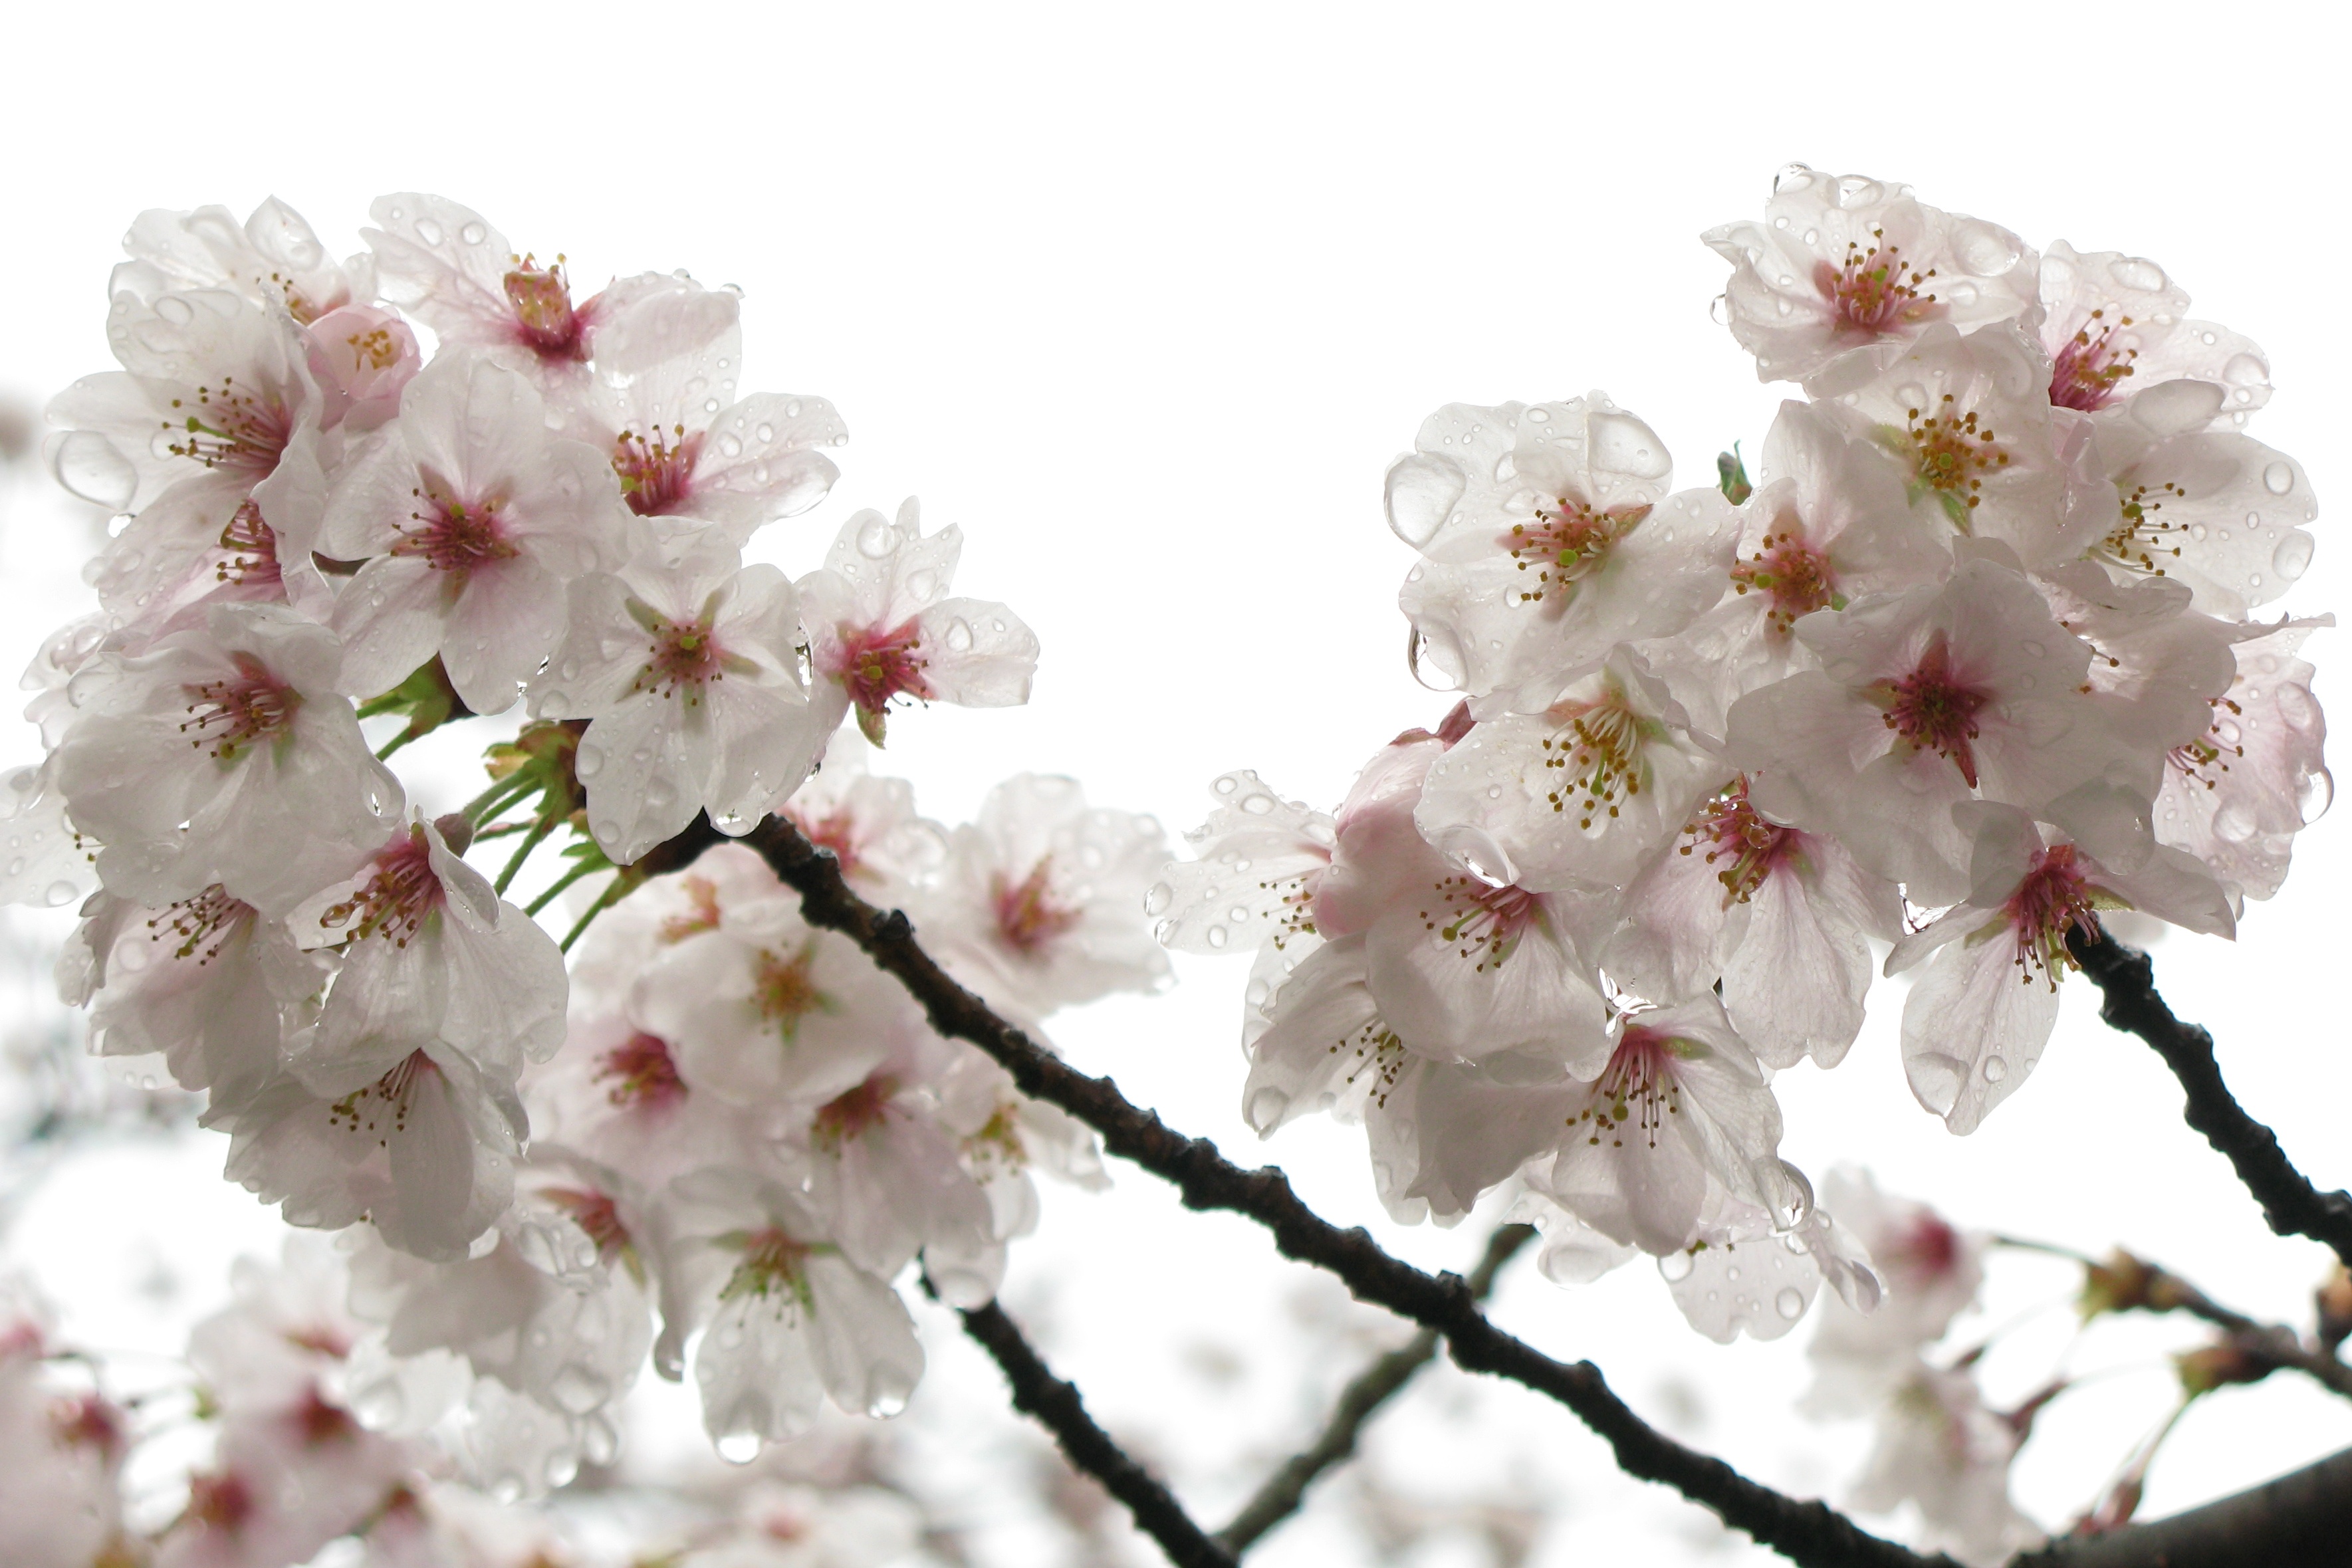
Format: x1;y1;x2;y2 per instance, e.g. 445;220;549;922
1;4;2349;1565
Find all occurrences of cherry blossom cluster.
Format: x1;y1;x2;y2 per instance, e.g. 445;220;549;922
0;1245;933;1567
5;192;1171;1510
1159;166;2329;1343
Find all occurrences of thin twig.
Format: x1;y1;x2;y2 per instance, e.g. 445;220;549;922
1216;1222;1534;1553
2087;1250;2352;1401
653;815;1943;1568
921;1275;1236;1568
2069;930;2352;1270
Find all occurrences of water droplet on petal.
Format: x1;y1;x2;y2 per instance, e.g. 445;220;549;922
1775;1288;1806;1321
715;1429;762;1464
1982;1056;2007;1082
1658;1250;1695;1283
459;221;487;245
2274;532;2313;581
2264;461;2296;496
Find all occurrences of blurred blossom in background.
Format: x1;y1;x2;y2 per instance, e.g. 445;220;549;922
0;5;2347;1567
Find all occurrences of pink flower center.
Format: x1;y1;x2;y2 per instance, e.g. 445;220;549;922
327;1049;441;1139
1812;231;1944;336
657;875;724;943
612;425;703;516
502;255;589;362
2003;842;2102;988
1679;778;1795;905
544;1186;635;1262
1422;874;1543;973
812;1072;900;1151
147;885;255;964
1891;394;2010;525
215;500;284;593
628;600;737;705
1873;635;1991;787
1892;1213;1961;1282
162;377;291;479
293;1383;359;1448
181;651;301;761
1500;499;1649;606
1572;1026;1683;1149
392;470;518;581
319;829;446;947
185;1469;255;1534
1539;689;1651;829
1728;519;1838;632
788;804;868;879
828;619;933;718
595;1030;688;1110
753;943;833;1040
2050;310;2138;412
49;1394;124;1458
992;858;1082;956
719;1226;814;1305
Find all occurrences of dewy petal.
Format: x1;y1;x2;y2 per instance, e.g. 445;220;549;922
1899;931;2063;1135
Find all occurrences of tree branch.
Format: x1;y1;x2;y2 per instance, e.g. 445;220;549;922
2069;930;2352;1270
1215;1222;1536;1553
2016;1443;2352;1567
921;1274;1235;1568
653;816;1942;1568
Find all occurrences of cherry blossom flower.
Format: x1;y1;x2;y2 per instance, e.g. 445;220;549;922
1847;1362;2042;1567
2072;413;2318;619
0;760;97;911
1314;735;1609;1063
1150;769;1334;955
1528;996;1800;1256
0;1301;128;1568
1887;804;2234;1133
288;815;568;1090
1807;1169;1987;1416
586;299;846;549
2155;618;2331;903
112;198;361;327
62;885;323;1103
364;193;737;408
535;538;828;862
1602;776;1902;1068
790;1030;995;1299
320;350;631;712
302;304;421;433
1385;397;1736;696
50;288;335;615
1726;554;2137;905
1705;166;2040;392
657;1169;924;1453
778;728;948;902
1816;326;2069;565
628;889;918;1113
1241;937;1583;1225
1639;399;1948;740
1414;645;1724;895
2036;241;2270;427
799;499;1039;746
212;1040;526;1262
915;774;1169;1022
1659;1201;1880;1345
51;602;403;917
342;1165;653;1494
